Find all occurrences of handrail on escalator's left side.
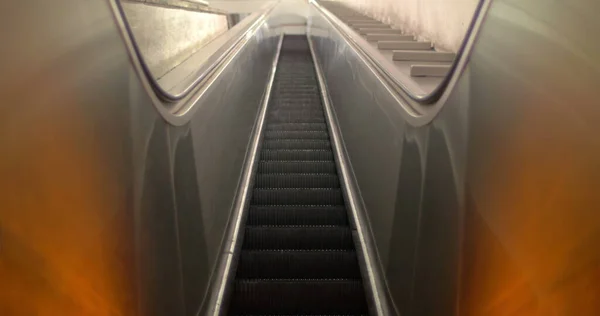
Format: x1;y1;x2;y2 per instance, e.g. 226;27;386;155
107;0;280;125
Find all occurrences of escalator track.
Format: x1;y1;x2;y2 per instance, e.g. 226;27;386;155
228;35;369;315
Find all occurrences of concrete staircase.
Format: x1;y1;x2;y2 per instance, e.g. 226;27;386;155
320;1;454;79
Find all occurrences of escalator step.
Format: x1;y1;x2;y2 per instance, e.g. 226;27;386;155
269;109;323;116
272;99;318;104
247;206;347;226
273;82;317;87
272;97;321;102
261;149;333;161
275;78;316;81
271;102;323;108
272;97;322;104
266;123;327;131
268;116;325;124
252;188;344;205
269;108;323;115
264;130;329;140
274;80;316;84
273;85;318;91
273;90;319;96
230;35;367;316
268;117;325;124
230;279;367;314
257;161;337;174
243;226;354;250
255;174;340;188
262;139;331;150
233;314;366;316
273;96;320;101
236;250;360;278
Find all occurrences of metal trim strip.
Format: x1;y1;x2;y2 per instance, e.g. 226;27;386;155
308;36;395;316
202;34;284;316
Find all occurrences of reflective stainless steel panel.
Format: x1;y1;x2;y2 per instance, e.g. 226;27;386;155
0;0;278;315
309;0;600;315
3;0;600;315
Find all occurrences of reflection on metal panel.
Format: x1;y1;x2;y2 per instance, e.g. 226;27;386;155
309;0;600;314
1;0;600;314
462;1;600;315
122;2;229;80
0;0;278;315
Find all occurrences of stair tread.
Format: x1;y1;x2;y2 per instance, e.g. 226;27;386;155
263;139;331;150
257;161;337;174
252;188;344;206
231;279;367;314
242;226;354;250
247;205;347;226
231;35;366;315
255;174;340;188
261;150;334;161
236;250;360;278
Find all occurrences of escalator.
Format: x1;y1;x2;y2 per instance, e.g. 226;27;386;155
228;35;369;315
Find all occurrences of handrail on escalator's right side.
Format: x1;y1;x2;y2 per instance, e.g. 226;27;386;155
308;0;492;118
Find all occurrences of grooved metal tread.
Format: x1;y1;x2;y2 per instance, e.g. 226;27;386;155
237;250;360;278
257;161;337;174
229;35;367;315
247;205;347;226
255;173;340;188
232;279;367;315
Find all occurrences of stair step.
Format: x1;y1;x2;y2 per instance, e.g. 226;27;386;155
255;174;340;188
366;34;414;41
378;40;432;50
359;28;402;35
230;279;368;314
271;102;322;107
236;250;360;278
261;149;334;161
393;50;456;62
243;226;354;250
252;188;344;205
410;64;451;77
247;205;347;226
264;130;329;140
266;123;327;131
262;139;331;150
268;111;325;123
352;23;388;29
231;35;367;315
344;16;377;21
257;161;337;174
